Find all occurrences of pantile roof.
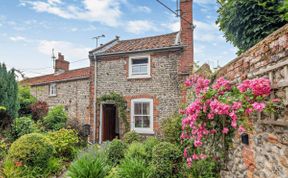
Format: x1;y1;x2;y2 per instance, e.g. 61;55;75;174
92;32;181;55
21;67;90;86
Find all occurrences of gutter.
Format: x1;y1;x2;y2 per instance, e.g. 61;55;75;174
90;45;183;58
28;76;90;86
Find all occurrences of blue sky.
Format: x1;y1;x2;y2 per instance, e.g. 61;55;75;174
0;0;237;77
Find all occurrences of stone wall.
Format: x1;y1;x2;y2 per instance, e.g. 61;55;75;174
30;79;90;127
93;50;182;140
217;24;288;178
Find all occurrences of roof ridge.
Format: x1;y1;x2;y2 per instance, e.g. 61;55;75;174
21;67;90;81
119;31;179;42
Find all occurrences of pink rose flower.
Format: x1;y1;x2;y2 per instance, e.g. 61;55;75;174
252;102;266;112
238;125;246;134
222;127;229;134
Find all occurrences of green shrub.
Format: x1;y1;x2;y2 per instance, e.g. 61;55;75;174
123;131;141;144
161;114;182;144
105;167;120;178
0;140;8;160
150;142;182;178
42;105;68;131
106;139;127;165
117;157;150;178
1;159;21;178
6;133;54;168
125;142;146;160
18;85;36;117
67;145;111;178
47;128;79;159
190;159;220;178
143;137;159;160
11;117;38;140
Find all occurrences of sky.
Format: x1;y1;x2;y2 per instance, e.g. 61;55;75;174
0;0;237;78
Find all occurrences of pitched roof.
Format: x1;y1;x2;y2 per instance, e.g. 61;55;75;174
91;32;181;56
21;67;90;86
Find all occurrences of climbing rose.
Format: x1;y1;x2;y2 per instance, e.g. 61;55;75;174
194;140;202;147
232;102;242;110
252;102;266;112
213;77;231;91
238;78;271;96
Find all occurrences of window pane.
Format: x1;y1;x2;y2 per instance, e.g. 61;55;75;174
135;116;142;128
132;64;148;75
134;103;142;114
132;58;148;65
142;116;150;128
142;102;150;115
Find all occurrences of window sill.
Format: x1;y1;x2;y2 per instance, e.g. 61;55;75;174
49;95;57;97
132;129;154;135
127;76;151;80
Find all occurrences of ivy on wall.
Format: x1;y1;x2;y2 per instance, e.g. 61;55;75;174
98;92;129;133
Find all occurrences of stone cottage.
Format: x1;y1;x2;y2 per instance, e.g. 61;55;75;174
88;0;194;143
22;0;194;144
21;53;91;128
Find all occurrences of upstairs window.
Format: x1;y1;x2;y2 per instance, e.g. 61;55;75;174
49;83;57;96
129;55;150;78
131;98;154;134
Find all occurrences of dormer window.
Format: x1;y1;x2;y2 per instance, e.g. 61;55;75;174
49;83;57;96
129;55;150;78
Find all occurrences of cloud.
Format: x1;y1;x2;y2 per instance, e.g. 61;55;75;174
125;20;157;34
9;36;29;42
194;20;224;42
134;6;151;13
21;0;123;27
38;40;90;60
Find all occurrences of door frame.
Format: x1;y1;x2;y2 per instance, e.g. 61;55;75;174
99;102;117;144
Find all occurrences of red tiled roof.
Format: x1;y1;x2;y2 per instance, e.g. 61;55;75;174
98;32;180;55
21;67;90;86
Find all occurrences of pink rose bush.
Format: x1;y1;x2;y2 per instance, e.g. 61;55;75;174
182;75;278;167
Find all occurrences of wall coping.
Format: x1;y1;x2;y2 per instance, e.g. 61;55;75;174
216;24;288;77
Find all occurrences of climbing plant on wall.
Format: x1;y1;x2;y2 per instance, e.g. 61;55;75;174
98;92;129;133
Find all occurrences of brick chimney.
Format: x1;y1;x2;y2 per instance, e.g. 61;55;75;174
179;0;194;75
55;53;69;73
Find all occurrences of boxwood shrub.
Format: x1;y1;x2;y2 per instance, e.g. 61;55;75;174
150;142;182;178
123;131;141;144
6;133;54;168
106;139;127;165
11;117;38;140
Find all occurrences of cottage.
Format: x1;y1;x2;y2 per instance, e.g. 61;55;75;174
22;0;194;144
21;53;91;128
89;0;193;143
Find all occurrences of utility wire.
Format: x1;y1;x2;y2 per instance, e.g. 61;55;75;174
155;0;195;28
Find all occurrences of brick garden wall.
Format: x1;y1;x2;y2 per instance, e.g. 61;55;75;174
216;24;288;178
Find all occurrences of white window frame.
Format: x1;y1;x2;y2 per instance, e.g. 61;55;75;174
130;98;154;134
128;55;151;79
49;83;57;96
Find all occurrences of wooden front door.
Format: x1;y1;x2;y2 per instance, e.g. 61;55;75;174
102;104;117;142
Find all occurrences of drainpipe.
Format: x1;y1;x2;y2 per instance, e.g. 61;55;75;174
93;55;97;144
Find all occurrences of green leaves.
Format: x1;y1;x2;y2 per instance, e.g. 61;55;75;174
216;0;287;54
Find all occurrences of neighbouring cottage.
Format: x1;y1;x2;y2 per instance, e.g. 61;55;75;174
21;53;91;128
88;0;193;143
22;0;194;144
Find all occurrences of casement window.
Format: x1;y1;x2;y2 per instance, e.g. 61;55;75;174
49;83;57;96
129;55;150;78
131;98;154;134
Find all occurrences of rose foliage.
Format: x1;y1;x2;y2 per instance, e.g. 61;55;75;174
181;76;279;167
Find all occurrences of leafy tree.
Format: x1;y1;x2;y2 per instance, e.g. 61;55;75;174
18;85;36;117
217;0;288;54
0;63;19;128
